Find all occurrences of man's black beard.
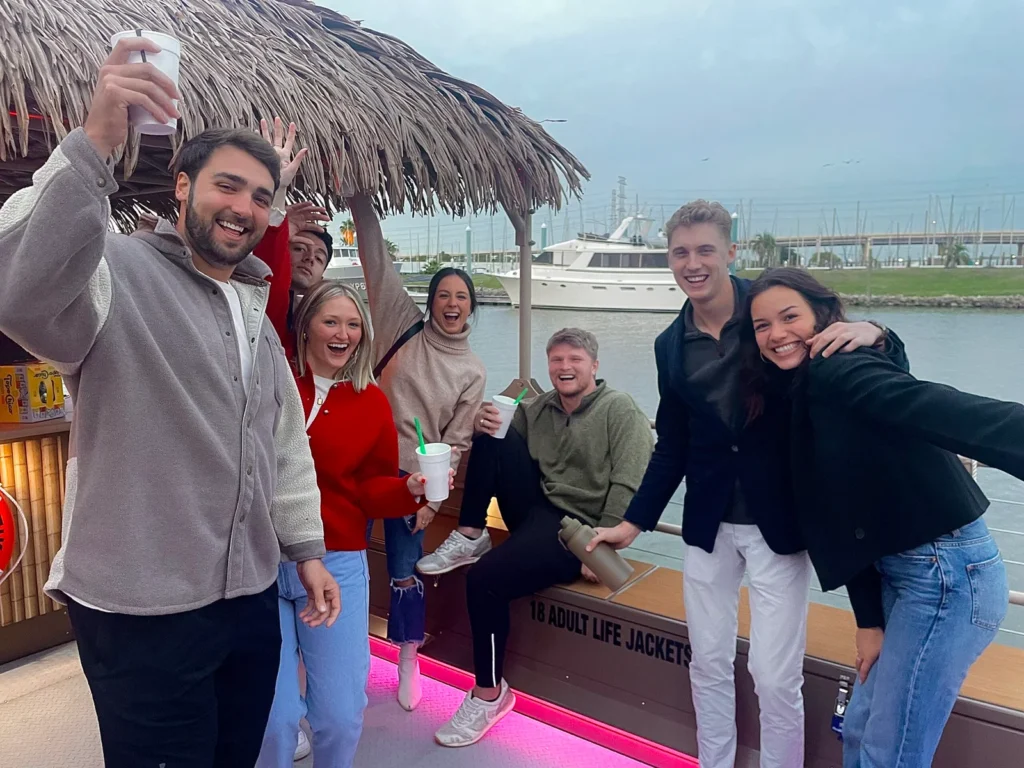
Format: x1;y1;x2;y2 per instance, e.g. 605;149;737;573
184;189;258;269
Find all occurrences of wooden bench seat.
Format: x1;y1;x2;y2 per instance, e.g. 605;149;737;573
372;445;1024;715
413;484;1024;714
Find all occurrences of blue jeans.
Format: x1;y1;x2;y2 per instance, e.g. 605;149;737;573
842;518;1008;768
256;551;370;768
382;515;426;645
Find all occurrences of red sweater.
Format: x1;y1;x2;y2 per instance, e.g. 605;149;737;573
253;226;418;549
296;368;420;551
253;223;296;362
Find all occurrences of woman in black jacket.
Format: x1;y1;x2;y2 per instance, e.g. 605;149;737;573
740;267;1022;768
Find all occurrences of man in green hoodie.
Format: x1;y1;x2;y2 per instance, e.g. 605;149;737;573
420;327;653;748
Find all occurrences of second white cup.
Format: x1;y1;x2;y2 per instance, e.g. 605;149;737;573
416;443;452;503
110;30;182;136
491;395;518;439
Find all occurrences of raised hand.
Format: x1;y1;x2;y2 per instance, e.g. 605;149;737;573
84;38;181;158
260;117;308;190
286;202;331;240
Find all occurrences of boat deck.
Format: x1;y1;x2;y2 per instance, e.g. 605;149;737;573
0;643;655;768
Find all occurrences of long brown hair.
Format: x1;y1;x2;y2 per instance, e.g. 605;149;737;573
740;268;847;421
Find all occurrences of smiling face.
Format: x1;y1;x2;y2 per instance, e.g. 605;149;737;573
175;145;274;270
430;274;472;334
750;285;818;370
290;234;329;291
547;343;599;399
667;222;736;304
305;295;364;378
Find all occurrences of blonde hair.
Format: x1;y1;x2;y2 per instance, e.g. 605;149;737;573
294;281;375;393
664;200;733;245
546;327;598;360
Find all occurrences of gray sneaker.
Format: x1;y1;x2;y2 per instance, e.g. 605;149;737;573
294;729;311;761
417;529;492;575
435;680;516;747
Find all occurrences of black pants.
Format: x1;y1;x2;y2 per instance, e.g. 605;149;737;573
460;432;582;688
67;585;281;768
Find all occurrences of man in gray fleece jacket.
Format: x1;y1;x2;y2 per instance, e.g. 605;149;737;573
0;38;336;767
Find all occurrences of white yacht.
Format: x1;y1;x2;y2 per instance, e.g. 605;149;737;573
495;215;683;312
323;244;401;294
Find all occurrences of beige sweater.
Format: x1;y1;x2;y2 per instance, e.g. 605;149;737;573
351;196;486;475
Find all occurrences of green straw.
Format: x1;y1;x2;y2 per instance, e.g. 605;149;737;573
513;387;529;405
414;417;426;454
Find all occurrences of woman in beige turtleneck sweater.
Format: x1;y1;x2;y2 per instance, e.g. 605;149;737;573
349;194;487;712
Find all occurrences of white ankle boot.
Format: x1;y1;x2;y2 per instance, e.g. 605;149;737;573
397;642;423;711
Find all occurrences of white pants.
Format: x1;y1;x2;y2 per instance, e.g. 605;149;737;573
683;524;812;768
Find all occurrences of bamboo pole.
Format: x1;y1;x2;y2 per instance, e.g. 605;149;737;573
12;442;37;620
57;435;67;498
42;438;62;611
27;440;49;615
1;443;25;623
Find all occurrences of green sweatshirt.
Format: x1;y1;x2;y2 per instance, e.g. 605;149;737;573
512;381;654;528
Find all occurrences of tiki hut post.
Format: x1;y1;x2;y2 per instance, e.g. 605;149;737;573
516;208;534;381
502;194;534;382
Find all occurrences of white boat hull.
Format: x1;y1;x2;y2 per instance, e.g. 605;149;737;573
496;270;685;313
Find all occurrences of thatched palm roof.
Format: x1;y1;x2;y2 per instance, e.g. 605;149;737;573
0;0;588;224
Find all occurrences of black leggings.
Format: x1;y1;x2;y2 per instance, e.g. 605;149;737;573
459;431;582;688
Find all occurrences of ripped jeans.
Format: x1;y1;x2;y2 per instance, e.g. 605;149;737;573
381;510;426;646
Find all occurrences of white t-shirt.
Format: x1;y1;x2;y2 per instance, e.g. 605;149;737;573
219;281;254;396
306;375;335;429
69;280;255;613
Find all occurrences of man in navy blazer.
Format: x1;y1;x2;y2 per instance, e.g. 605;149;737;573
590;201;894;768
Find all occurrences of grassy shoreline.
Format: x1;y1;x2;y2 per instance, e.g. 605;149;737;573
735;267;1024;297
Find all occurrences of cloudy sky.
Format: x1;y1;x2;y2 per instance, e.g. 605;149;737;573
320;0;1024;254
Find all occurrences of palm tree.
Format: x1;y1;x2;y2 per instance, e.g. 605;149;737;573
779;245;801;266
939;241;970;268
339;218;356;247
751;233;778;268
384;239;399;258
809;250;842;268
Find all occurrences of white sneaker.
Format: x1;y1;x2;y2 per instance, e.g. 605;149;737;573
417;530;492;575
435;680;516;748
398;645;423;711
294;729;311;761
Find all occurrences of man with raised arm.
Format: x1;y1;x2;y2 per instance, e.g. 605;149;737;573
0;38;339;767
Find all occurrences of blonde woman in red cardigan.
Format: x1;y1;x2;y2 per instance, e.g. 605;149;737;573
256;281;451;768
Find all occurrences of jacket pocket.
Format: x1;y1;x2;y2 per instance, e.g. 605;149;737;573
967;554;1009;631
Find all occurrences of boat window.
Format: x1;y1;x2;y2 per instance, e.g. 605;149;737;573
625;253;641;268
641;252;668;269
533;251;554;265
588;253;622;268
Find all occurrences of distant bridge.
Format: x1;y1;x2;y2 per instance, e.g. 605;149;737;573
737;230;1024;258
